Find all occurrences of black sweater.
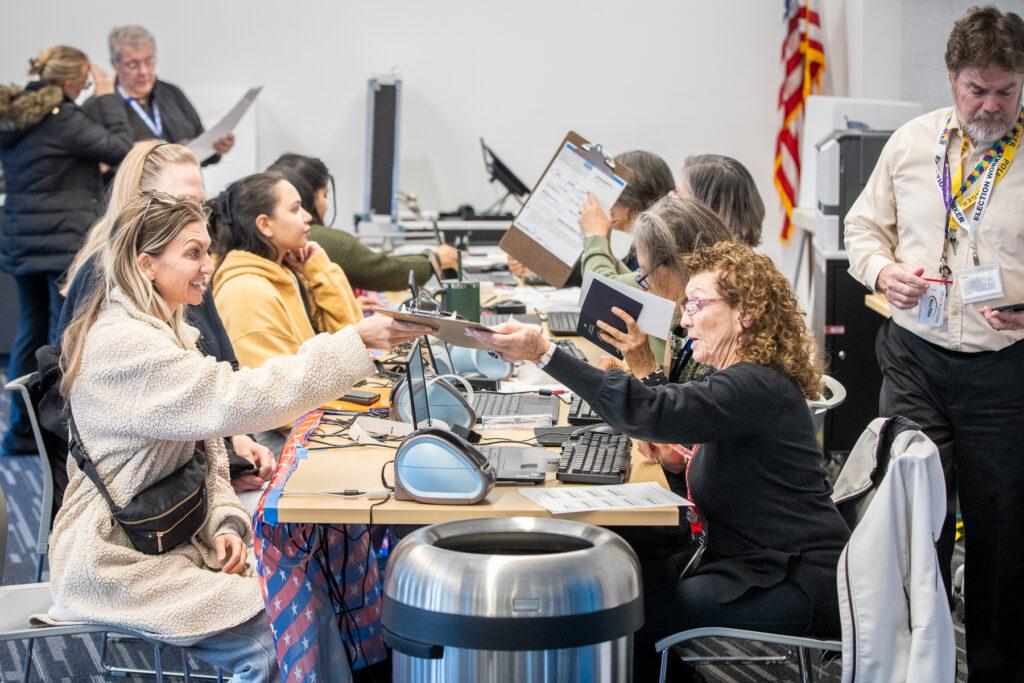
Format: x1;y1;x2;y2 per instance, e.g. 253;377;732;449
542;349;850;636
83;79;221;166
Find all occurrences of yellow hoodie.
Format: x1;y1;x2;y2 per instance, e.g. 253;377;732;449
212;248;364;373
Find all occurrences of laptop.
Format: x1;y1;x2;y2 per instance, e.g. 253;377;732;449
429;342;560;424
409;339;549;484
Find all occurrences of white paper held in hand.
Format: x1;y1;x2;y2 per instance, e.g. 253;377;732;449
513;143;627;267
186;86;262;161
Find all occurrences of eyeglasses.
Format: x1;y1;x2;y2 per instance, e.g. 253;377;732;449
681;298;725;316
118;56;156;72
634;260;671;291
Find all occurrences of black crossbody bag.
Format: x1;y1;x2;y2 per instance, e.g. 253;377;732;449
68;411;209;555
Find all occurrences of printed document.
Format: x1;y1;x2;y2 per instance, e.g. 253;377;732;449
519;481;691;515
513;143;627;267
187;86;262;161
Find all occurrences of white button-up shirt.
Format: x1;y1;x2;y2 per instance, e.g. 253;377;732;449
845;106;1024;352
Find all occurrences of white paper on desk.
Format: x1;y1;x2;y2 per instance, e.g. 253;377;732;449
578;271;676;340
186;86;262;161
519;481;691;515
508;286;581;313
513;143;627;267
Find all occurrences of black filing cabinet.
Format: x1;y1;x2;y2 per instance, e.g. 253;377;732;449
813;245;885;457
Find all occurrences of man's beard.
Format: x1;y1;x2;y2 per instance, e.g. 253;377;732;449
958;108;1014;145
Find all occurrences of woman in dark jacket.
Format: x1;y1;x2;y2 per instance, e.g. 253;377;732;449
0;45;133;455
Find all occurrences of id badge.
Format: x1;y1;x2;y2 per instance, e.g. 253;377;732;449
917;284;947;327
959;263;1004;303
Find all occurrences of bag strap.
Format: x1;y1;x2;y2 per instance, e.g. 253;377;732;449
67;410;123;514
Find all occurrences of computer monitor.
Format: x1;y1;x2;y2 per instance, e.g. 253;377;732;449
480;138;531;199
363;75;402;219
405;338;432;429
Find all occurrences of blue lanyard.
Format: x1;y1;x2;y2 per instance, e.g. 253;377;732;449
117;84;163;138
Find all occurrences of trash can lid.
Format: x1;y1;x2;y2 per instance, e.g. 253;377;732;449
382;517;644;652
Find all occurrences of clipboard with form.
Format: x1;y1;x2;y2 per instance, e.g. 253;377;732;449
371;307;495;350
500;131;633;287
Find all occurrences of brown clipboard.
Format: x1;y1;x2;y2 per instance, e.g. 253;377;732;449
372;308;496;350
500;131;633;288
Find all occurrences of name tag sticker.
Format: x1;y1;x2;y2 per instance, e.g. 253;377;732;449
959;263;1004;304
917;284;947;327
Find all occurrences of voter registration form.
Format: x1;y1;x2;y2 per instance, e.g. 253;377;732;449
513;142;627;267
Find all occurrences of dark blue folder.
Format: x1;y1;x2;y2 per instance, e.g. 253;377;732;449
577;279;644;359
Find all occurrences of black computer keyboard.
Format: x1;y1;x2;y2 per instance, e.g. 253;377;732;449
554;339;586;362
546;310;580;336
556;430;632;485
567;395;602;425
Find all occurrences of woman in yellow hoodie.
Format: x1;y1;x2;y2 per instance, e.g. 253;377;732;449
211;172;369;366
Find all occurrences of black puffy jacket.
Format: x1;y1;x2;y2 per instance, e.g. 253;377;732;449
0;82;133;275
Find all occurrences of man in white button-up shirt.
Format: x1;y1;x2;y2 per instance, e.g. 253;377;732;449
845;7;1024;679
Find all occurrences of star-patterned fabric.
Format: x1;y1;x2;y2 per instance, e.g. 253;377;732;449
254;411;387;681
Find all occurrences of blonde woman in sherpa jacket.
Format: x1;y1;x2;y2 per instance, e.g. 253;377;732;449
51;194;428;680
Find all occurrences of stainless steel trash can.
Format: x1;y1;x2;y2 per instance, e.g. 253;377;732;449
382;517;643;682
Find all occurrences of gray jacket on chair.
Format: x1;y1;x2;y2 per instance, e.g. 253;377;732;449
833;417;955;682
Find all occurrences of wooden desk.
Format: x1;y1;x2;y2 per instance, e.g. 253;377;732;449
275;437;678;526
268;330;679;527
865;292;891;318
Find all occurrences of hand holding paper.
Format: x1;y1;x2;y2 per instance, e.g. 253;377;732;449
186;86;261;161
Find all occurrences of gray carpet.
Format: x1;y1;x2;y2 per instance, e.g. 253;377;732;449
0;374;968;681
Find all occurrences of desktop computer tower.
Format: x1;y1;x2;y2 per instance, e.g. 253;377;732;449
812;245;885;459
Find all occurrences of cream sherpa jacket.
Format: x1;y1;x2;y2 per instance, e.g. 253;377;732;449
43;287;375;644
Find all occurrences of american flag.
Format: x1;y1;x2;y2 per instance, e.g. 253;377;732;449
774;0;825;242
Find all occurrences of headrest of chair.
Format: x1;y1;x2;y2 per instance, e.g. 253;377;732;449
831;415;921;531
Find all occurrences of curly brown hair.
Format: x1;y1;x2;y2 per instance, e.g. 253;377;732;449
684;242;824;399
945;5;1024;74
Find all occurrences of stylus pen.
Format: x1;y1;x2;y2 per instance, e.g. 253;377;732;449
458;250;464;283
431;219;445;246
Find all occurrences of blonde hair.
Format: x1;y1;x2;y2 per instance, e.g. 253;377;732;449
63;141;198;294
684;242;824;399
27;45;88;85
60;193;207;396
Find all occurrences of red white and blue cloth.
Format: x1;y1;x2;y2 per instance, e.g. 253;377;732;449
254;411;386;682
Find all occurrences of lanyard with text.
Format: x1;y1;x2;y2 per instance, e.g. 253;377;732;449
676;443;704;535
117;84;163;138
934;108;1023;273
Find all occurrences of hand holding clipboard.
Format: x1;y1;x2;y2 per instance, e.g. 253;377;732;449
500;131;633;287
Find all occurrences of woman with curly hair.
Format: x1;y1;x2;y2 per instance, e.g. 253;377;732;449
469;241;850;679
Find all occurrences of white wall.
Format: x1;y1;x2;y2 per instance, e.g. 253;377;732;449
901;0;1024;110
2;0;859;276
